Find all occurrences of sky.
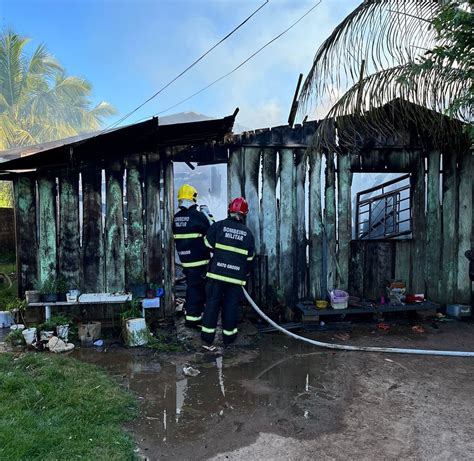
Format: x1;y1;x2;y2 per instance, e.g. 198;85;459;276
1;0;360;130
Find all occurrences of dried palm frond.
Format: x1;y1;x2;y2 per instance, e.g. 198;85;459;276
312;63;471;153
300;0;441;111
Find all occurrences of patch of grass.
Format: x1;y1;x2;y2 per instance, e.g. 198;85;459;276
0;353;137;460
147;330;186;352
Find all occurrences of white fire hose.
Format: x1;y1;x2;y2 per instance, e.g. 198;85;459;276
243;288;474;357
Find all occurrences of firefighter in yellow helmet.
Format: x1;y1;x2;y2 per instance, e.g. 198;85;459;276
173;184;214;329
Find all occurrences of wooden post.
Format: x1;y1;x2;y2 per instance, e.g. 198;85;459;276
243;147;261;252
441;151;458;304
278;147;295;307
145;153;162;286
294;148;307;300
325;151;337;291
105;162;125;292
411;155;426;294
13;176;38;293
425;151;441;302
163;159;175;317
82;166;105;293
261;147;278;304
58;172;81;288
308;147;323;299
37;175;57;283
337;152;352;291
457;151;473;303
125;156;145;287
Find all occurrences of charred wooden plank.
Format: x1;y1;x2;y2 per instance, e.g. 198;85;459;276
308;148;323;299
278;147;295;306
163;159;175;317
348;240;364;298
457;151;472;303
410;156;426;294
125;157;145;286
145;153;162;286
337;153;352;290
294;148;307;300
325;152;337;290
228;148;243;201
13;176;37;293
105;162;125;292
243;147;261;252
395;241;412;292
363;241;395;301
82;166;105;293
441;151;458;304
425;151;441;302
37;176;57;283
261;147;278;304
58;172;81;288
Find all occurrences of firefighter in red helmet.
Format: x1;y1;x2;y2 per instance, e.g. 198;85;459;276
201;197;255;346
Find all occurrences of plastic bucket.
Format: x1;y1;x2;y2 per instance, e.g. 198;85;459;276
125;318;148;347
22;327;37;346
316;300;328;309
0;311;13;328
330;290;349;310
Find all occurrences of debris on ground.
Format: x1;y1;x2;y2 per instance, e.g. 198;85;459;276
333;332;350;342
47;336;75;353
183;366;200;377
377;322;390;331
411;325;425;334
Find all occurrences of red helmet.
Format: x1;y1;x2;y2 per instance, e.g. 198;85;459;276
228;197;249;215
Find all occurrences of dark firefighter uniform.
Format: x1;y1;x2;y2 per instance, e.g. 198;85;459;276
173;205;212;328
201;217;255;345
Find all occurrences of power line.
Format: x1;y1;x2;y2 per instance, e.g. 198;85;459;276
155;0;322;116
103;0;269;132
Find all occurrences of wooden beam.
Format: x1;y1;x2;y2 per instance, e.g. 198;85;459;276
337;153;352;290
82;166;105;293
425;151;441;302
308;147;323;299
163;159;175;317
105;162;125;292
37;176;57;283
125;157;145;286
457;151;473;303
228;148;243;202
394;241;412;292
13;176;37;293
58;172;81;288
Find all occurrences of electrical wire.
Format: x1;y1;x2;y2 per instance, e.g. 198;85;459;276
101;0;269;133
156;0;322;116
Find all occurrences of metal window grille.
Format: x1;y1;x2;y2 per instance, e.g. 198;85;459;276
356;174;412;240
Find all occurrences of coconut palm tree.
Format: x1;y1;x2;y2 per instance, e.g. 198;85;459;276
0;29;115;150
299;0;472;151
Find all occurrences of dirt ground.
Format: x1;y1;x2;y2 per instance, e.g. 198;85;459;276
72;318;474;460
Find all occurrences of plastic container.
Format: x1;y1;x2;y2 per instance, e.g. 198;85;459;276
0;311;13;328
56;325;69;341
329;290;349;310
125;318;148;347
316;300;328;309
25;290;41;303
22;327;37;346
446;304;471;319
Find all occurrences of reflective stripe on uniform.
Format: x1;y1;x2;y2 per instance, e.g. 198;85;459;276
173;233;203;239
247;254;255;261
223;328;238;336
215;242;248;256
204;236;214;249
206;272;246;286
201;326;216;334
185;315;202;322
181;259;210;268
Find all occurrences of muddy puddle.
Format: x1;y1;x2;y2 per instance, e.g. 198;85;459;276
74;336;353;457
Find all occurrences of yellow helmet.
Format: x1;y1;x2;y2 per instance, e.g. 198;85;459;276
178;184;198;202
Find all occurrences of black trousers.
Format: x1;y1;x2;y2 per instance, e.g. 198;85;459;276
201;279;242;345
184;266;207;327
